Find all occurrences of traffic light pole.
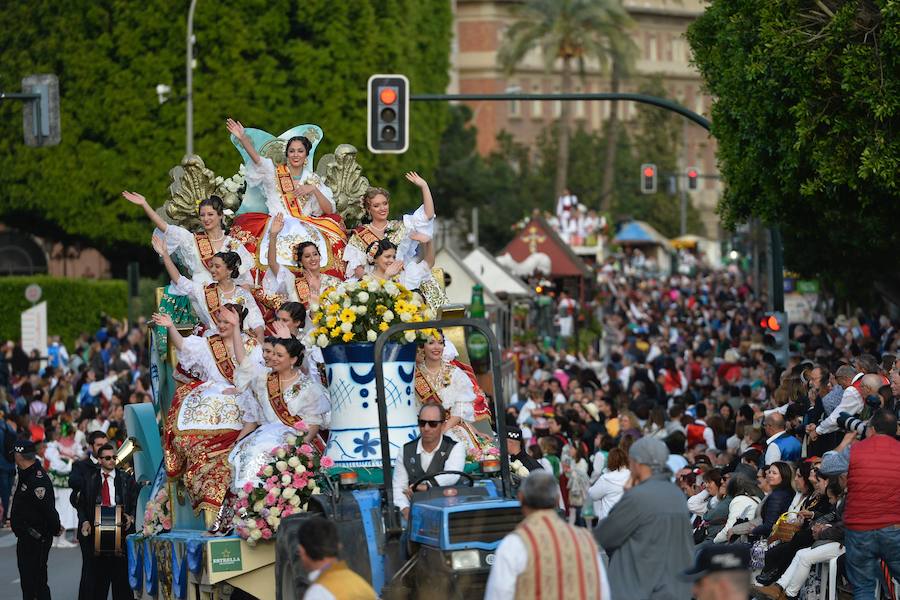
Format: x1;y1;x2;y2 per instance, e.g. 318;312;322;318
410;91;784;309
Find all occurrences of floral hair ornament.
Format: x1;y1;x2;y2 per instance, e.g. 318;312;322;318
365;241;380;265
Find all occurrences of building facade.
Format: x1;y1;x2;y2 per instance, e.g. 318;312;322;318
451;0;721;238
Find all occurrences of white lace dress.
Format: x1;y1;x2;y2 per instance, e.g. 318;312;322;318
169;275;264;336
45;442;78;530
228;360;329;492
152;223;254;286
174;335;263;435
416;361;479;453
343;205;436;278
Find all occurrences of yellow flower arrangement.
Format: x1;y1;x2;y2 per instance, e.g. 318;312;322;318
307;277;436;348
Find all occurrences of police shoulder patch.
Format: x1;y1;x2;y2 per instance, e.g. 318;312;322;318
36;471;44;478
35;487;45;499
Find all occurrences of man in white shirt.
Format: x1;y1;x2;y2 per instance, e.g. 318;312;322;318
484;471;611;600
808;373;883;441
392;404;465;520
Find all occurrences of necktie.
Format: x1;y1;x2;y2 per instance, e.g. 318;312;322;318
101;473;111;506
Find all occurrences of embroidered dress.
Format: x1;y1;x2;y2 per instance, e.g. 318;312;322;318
45;441;78;530
343;205;435;278
163;334;262;511
414;360;484;454
262;269;342;309
243;157;347;278
169;275;264;336
228;362;329;491
153;224;254;286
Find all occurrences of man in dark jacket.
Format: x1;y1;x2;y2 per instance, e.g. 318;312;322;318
69;430;108;600
77;443;137;600
11;439;61;600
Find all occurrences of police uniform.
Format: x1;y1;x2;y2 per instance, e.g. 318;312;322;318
10;439;60;600
506;426;542;472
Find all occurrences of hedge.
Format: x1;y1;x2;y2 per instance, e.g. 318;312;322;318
0;276;128;348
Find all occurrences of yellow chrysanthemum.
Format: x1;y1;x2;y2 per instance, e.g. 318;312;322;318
340;308;356;323
330;327;341;338
325;316;338;328
311;313;322;324
378;322;389;332
326;303;340;314
318;326;329;335
342;332;354;343
375;305;387;315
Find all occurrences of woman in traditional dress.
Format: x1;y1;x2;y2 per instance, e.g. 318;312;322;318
344;174;436;280
122;192;253;285
152;235;265;340
225;118;347;278
151;306;263;528
227;333;328;492
264;214;342;308
44;424;81;547
359;238;447;311
414;332;491;454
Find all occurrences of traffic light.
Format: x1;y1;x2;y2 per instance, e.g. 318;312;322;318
759;311;789;368
367;74;409;154
686;167;699;191
22;74;60;147
640;163;657;194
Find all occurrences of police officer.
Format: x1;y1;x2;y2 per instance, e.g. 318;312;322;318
10;439;61;600
505;426;542;472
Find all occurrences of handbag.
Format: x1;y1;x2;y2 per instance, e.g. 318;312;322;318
769;511;803;543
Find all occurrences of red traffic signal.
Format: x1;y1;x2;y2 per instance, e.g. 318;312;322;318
686;166;699;191
640;163;657;194
759;314;782;331
367;74;409;154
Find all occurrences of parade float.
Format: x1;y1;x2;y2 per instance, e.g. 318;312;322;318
122;125;524;600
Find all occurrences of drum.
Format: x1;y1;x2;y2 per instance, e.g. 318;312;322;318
93;505;124;556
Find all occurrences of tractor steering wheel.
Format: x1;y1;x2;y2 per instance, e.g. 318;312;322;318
409;470;475;491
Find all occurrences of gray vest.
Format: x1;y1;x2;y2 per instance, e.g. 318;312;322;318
402;436;457;483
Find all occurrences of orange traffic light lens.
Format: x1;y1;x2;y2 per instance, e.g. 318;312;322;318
643;167;655;177
767;315;781;331
379;88;397;105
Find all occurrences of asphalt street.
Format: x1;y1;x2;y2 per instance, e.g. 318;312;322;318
0;532;83;600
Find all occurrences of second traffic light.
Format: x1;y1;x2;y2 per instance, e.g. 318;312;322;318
686;167;699;191
640;163;657;194
367;74;409;154
760;311;789;368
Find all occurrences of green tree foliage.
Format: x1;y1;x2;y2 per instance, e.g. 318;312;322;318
687;0;900;300
0;277;127;348
0;0;450;273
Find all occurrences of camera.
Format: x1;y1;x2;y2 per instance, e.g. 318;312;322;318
836;412;867;437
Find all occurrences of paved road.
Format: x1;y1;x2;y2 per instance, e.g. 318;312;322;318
0;532;83;600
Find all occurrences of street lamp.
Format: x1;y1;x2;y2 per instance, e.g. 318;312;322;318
186;0;198;157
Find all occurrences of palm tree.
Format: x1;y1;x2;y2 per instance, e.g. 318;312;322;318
498;0;635;201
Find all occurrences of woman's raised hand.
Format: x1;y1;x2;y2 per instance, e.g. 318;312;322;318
408;231;431;244
151;234;167;257
270;213;285;236
122;191;147;206
404;172;428;189
225;118;245;139
151;313;174;328
385;259;405;277
271;321;292;339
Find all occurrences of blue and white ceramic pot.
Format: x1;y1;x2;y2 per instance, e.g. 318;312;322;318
322;342;418;468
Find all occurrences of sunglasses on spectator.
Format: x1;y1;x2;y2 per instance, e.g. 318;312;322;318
100;456;116;461
418;419;443;428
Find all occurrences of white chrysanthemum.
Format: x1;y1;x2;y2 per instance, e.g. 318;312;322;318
384;282;400;297
404;331;417;342
316;334;329;348
263;466;274;477
287;456;301;468
250;529;263;541
282;487;296;500
357;291;369;303
252;500;264;513
289;495;301;506
340;321;353;333
400;312;412;323
383;310;394;322
367;330;378;342
281;474;291;485
275;460;288;472
354;305;366;315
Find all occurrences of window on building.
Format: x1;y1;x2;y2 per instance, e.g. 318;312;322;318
648;35;658;62
531;85;542;119
508;85;522;118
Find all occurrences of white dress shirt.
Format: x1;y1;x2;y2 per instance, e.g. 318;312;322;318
484;531;611;600
100;468;117;506
392;438;466;511
302;567;335;600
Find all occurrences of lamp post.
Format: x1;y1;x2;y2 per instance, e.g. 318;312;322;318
186;0;198;157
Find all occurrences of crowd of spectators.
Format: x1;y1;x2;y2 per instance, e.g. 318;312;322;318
505;259;900;599
0;316;152;540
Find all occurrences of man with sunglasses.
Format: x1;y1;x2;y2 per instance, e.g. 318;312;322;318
392;404;465;520
76;443;137;600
